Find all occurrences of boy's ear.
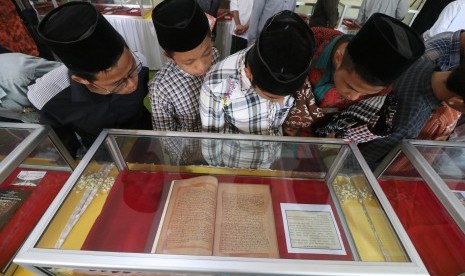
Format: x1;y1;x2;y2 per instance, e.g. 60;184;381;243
71;75;90;85
163;51;174;61
334;48;344;69
244;66;253;80
447;96;465;107
446;96;465;113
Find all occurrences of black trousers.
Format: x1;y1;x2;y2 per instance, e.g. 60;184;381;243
230;35;248;55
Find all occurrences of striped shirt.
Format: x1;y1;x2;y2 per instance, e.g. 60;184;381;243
199;48;294;136
149;48;219;132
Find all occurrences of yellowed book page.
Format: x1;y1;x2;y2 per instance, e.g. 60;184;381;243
155;176;218;255
213;183;279;258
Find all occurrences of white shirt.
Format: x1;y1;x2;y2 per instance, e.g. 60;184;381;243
247;0;296;46
356;0;409;25
423;0;465;40
229;0;254;39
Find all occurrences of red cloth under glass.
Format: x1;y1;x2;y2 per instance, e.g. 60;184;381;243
82;171;352;260
0;169;70;270
379;179;465;276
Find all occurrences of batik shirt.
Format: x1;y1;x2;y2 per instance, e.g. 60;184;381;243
149;48;219;132
199;48;294;136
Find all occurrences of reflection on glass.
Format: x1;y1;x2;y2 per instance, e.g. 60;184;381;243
24;137;69;168
381;152;422;179
417;146;465;179
201;139;282;169
0;128;32;162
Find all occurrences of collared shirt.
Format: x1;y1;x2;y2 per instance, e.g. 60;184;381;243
424;30;463;71
247;0;296;46
200;48;294;136
356;0;409;25
423;0;465;40
27;56;152;158
149;48;219;132
0;53;61;122
358;57;441;169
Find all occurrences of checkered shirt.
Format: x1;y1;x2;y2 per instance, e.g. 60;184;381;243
201;139;282;169
424;30;462;71
358;57;441;169
199;48;294;136
315;94;396;143
149;48;219;132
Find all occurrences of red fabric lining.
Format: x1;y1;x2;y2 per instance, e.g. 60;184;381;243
447;182;465;191
81;171;164;252
0;169;70;270
379;179;465;276
82;171;351;260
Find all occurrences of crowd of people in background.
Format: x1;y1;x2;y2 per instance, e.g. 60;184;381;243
1;0;465;171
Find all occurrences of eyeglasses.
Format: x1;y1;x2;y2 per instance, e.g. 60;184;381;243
90;54;143;94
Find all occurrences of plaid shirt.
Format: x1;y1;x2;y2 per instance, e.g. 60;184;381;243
201;139;281;169
359;31;464;169
424;30;463;71
315;94;396;143
358;57;440;169
149;48;219;132
200;48;294;136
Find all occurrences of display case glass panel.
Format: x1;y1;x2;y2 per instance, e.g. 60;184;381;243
0;128;33;163
0;123;75;276
15;130;426;276
376;140;465;276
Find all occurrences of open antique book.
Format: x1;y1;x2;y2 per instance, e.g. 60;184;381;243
152;176;279;258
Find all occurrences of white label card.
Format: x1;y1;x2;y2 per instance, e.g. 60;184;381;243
280;203;346;255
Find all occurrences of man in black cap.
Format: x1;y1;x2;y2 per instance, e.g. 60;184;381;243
27;2;152;158
200;10;314;136
311;13;425;109
149;0;219;133
285;13;425;138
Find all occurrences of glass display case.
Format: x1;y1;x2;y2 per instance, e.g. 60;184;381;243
375;140;465;276
15;130;427;275
0;123;76;276
32;0;155;19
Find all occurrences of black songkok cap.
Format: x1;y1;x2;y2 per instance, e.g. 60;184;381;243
152;0;209;52
247;10;315;96
38;2;125;73
347;13;425;85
